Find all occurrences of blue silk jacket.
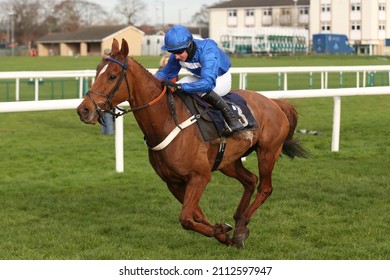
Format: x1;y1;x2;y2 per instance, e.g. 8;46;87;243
155;38;231;94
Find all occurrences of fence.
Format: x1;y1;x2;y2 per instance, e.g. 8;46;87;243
1;66;390;172
0;70;96;101
2;66;390;101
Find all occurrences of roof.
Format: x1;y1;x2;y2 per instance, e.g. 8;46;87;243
137;25;209;39
209;0;310;9
36;25;144;43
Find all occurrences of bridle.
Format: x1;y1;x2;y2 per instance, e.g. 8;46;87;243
85;56;167;123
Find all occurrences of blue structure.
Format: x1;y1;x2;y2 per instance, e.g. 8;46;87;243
312;34;354;54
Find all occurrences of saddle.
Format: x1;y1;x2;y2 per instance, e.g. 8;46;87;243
176;91;258;142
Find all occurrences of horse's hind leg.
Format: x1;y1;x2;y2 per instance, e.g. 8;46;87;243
233;146;282;247
246;147;281;215
220;160;258;247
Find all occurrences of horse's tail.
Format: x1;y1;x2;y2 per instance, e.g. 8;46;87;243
273;99;310;159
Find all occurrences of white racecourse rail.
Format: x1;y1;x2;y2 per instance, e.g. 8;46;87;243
1;66;390;172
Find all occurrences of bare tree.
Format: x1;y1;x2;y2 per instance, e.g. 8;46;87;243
191;4;209;37
114;0;146;25
0;0;113;48
54;0;108;31
77;0;109;26
0;0;42;48
53;0;82;32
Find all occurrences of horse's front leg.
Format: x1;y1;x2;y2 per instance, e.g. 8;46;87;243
167;182;213;227
179;174;233;245
166;181;233;245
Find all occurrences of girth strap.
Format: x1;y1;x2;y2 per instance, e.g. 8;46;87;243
211;137;227;171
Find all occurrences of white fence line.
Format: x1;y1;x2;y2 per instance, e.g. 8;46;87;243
261;86;390;153
1;67;390;172
0;70;97;101
1;65;390;101
231;65;390;90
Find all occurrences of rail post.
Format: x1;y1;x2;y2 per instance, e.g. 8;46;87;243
115;108;124;173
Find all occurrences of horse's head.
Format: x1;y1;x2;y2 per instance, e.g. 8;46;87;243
77;38;131;124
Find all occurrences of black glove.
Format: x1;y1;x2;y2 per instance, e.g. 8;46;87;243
162;80;182;92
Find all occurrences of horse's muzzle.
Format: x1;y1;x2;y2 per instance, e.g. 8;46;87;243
76;104;99;124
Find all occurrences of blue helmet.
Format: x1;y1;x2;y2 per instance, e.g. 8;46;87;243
161;25;193;51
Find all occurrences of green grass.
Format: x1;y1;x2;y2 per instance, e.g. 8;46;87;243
0;55;389;259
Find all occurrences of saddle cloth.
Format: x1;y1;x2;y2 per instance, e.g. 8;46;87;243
176;91;258;141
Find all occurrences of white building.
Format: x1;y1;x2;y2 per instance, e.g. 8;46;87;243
310;0;389;55
209;0;310;54
208;0;390;55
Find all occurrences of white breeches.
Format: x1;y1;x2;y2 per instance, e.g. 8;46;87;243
177;71;232;96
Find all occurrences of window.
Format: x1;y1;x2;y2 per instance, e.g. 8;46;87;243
379;23;385;30
246;9;254;17
321;22;331;31
245;9;255;27
228;9;237;17
351;3;361;11
351;22;361;30
300;7;309;15
227;9;238;27
263;8;272;16
262;8;272;26
321;4;330;12
379;3;386;11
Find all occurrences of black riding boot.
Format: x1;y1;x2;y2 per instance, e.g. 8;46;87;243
202;91;244;135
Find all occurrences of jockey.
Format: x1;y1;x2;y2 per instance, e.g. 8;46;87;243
155;25;244;136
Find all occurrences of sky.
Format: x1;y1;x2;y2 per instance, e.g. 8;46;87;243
90;0;219;25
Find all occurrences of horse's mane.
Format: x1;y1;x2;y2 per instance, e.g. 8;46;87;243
128;56;160;83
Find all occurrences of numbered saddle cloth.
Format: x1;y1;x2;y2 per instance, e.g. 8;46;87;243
177;91;258;141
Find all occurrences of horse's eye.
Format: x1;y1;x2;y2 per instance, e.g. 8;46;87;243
109;75;116;80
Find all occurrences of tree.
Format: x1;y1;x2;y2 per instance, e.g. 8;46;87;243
191;4;209;38
53;0;82;32
0;0;113;48
53;0;108;32
0;0;42;48
113;0;146;25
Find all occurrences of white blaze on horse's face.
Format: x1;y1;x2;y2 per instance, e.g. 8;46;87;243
98;64;109;77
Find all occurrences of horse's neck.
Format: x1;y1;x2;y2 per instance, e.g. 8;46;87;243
128;58;175;144
128;57;163;106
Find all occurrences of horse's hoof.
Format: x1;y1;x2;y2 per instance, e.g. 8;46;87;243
213;222;233;235
233;239;245;249
232;228;250;248
223;223;233;232
215;232;234;246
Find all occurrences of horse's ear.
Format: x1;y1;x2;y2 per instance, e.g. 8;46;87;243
111;38;119;54
120;39;129;56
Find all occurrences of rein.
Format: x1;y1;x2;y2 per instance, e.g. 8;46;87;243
86;56;167;120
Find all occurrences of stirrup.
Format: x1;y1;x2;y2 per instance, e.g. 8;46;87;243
222;122;245;136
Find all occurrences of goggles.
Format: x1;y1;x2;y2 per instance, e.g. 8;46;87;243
170;48;186;55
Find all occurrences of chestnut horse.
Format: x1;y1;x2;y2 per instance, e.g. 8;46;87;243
77;38;308;248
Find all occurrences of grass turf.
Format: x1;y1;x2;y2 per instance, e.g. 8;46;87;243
0;54;389;259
